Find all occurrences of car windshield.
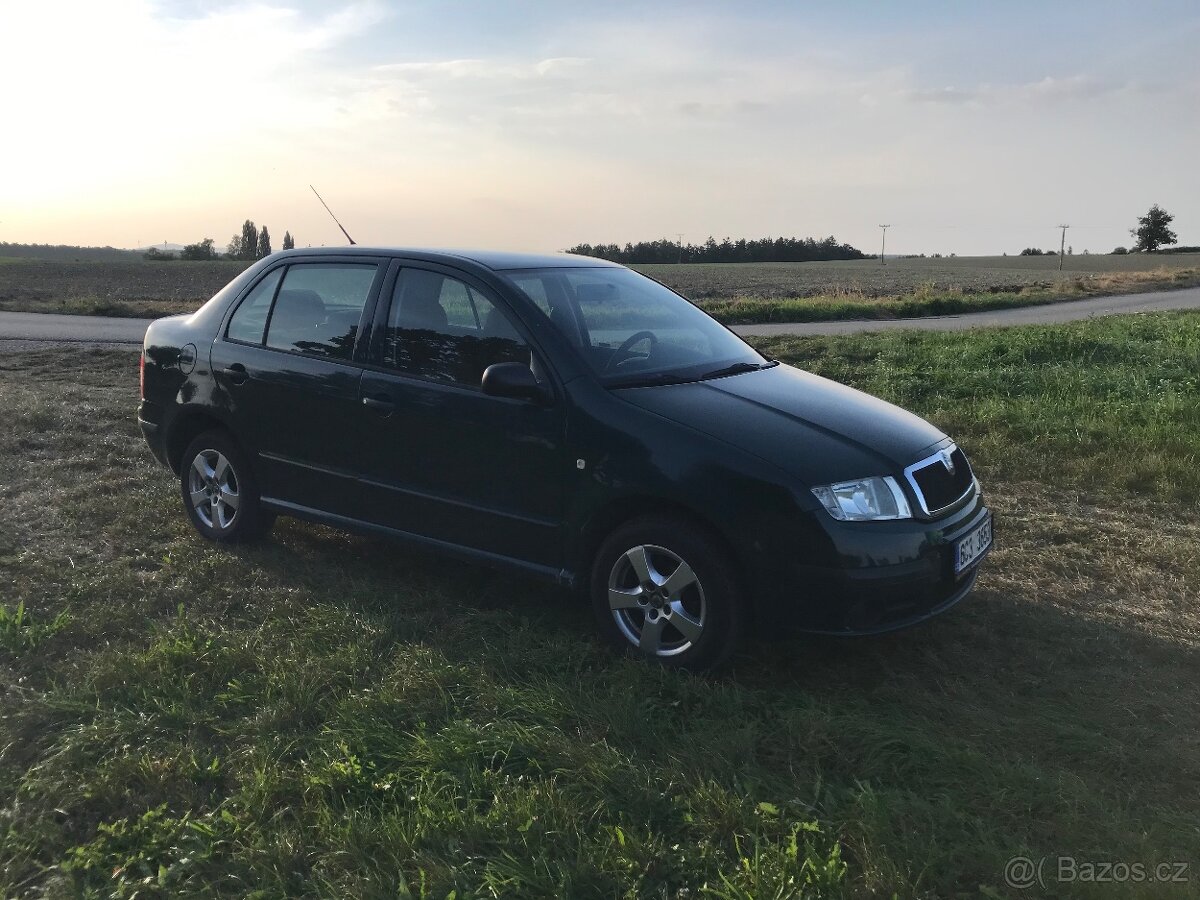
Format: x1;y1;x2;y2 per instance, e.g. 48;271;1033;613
501;266;770;387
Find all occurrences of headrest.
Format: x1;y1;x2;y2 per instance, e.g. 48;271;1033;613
576;282;618;304
398;271;448;328
275;289;325;321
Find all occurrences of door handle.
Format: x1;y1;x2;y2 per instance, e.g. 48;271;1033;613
362;395;395;415
221;364;247;385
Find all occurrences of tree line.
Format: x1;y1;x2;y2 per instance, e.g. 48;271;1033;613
142;220;297;261
224;219;295;261
567;235;867;265
0;242;140;262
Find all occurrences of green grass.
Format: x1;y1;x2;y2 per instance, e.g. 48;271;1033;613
1;316;1199;897
0;602;69;652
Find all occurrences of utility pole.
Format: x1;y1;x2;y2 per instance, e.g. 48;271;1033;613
879;225;890;266
1058;224;1069;271
676;233;685;264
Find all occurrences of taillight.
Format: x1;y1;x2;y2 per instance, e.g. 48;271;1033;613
139;353;145;399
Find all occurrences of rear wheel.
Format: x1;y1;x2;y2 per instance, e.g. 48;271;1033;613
180;430;273;543
591;516;743;670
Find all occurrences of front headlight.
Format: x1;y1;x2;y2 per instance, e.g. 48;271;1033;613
811;476;912;522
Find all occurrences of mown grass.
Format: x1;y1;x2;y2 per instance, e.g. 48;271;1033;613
1;316;1199;897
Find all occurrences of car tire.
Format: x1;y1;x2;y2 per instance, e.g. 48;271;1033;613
590;516;743;670
179;430;274;544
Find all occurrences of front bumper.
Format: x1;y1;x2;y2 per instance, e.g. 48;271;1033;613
772;498;992;636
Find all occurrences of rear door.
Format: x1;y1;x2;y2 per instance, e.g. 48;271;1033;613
211;258;386;516
355;263;567;566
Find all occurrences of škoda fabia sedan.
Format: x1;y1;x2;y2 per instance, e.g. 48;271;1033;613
139;248;992;669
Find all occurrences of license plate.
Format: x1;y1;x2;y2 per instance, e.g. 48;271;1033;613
955;514;993;574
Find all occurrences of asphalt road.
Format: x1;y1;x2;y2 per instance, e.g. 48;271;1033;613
1;285;1198;349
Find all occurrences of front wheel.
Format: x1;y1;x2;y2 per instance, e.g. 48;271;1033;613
590;516;743;670
179;430;273;543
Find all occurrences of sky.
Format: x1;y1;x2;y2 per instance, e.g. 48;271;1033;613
2;0;1198;256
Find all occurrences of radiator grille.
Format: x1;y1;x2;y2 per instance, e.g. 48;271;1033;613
906;446;973;515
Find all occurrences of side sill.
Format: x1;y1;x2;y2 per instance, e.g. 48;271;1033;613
261;496;575;588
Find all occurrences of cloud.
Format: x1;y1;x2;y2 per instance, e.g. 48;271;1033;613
374;57;590;80
905;86;978;104
904;74;1132;106
677;99;770;117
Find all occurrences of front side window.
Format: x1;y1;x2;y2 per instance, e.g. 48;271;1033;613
502;266;766;386
381;268;530;387
264;264;378;359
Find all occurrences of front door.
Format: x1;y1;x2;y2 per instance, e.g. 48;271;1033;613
211;259;385;516
355;264;566;567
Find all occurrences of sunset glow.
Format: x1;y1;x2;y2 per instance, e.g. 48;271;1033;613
2;0;1197;254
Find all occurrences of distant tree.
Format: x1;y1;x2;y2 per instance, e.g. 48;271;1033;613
225;220;260;260
1130;204;1177;252
1111;246;1129;255
143;247;176;261
282;230;295;251
1019;247;1048;256
241;220;259;260
180;238;218;261
257;226;272;259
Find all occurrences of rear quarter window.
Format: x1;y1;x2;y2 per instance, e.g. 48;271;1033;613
226;269;283;344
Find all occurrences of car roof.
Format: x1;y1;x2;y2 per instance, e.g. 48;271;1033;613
272;246;623;271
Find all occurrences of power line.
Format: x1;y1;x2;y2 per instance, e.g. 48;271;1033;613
1057;224;1070;270
879;224;890;266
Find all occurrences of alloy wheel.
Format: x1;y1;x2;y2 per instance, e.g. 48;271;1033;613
607;543;706;656
188;449;240;531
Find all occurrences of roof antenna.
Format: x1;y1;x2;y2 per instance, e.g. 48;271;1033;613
309;184;356;245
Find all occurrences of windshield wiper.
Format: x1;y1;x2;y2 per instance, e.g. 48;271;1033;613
606;371;697;389
698;360;777;381
608;360;777;390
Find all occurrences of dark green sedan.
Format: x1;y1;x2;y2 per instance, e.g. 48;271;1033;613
138;247;992;669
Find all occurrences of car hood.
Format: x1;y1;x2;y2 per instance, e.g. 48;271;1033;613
614;363;948;485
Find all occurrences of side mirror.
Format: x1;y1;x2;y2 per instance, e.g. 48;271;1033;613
481;362;550;403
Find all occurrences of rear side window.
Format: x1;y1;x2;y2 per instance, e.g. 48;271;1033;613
381;268;529;387
226;269;282;344
265;264;378;359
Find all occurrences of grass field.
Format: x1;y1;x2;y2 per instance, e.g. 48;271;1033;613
1;314;1197;896
648;255;1200;324
1;254;1199;324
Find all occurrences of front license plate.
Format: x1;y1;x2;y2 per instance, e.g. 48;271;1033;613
955;514;993;574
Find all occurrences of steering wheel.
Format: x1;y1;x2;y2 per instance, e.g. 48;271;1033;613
603;330;658;372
